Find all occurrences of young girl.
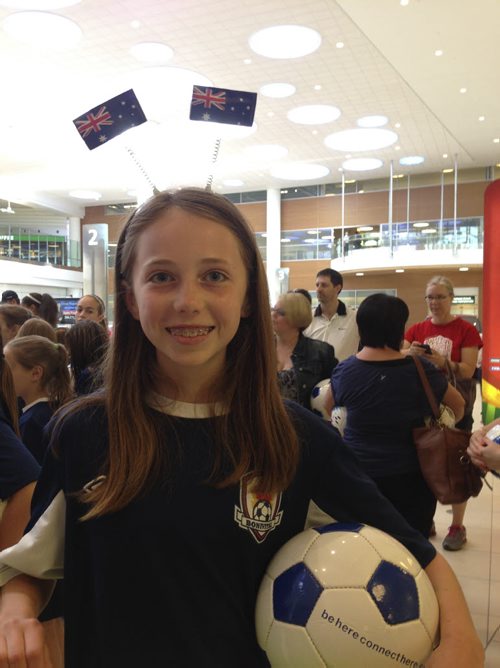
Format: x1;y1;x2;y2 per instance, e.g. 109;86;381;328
0;189;483;667
65;320;108;395
75;294;108;331
0;354;40;550
4;335;73;465
21;293;59;328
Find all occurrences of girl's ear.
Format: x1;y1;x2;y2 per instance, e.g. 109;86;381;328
31;365;43;383
123;281;140;321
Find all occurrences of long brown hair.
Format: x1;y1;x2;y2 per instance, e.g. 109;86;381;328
82;187;300;518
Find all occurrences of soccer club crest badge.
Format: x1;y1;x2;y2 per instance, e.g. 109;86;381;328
234;474;283;543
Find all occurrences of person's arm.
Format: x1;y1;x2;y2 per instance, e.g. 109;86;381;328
441;383;465;424
0;575;55;667
449;346;479;380
468;419;500;471
424;553;484;667
0;482;36;551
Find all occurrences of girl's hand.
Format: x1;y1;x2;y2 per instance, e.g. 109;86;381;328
0;617;52;667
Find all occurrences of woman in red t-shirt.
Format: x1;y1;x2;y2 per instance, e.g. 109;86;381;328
403;275;482;552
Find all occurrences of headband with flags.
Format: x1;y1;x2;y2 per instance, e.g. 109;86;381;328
190;86;257;127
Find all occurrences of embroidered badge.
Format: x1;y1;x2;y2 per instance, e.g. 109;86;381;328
234;473;283;543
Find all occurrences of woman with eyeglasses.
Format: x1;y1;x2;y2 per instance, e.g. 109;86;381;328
402;275;482;552
272;292;337;410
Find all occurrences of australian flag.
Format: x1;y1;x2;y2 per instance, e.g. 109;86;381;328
73;89;147;150
190;86;257;127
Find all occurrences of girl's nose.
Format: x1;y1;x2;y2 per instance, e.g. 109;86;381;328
173;280;202;313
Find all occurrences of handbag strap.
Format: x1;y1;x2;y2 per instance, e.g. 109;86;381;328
413;355;441;420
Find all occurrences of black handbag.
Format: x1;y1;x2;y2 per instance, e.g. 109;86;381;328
412;356;483;504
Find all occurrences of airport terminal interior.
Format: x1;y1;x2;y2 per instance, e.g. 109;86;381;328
0;0;499;665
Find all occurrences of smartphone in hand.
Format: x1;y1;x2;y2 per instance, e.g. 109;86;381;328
420;344;432;354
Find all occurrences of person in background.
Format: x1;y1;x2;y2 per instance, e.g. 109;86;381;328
75;294;108;331
0;305;32;347
0;188;483;668
65;320;109;395
272;292;337;409
0;290;20;305
17;317;57;342
403;275;482;551
468;418;500;473
303;268;359;361
4;335;73;465
329;293;464;538
21;293;59;328
0;353;40;550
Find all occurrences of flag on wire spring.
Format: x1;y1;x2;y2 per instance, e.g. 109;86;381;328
73;89;147;150
190;86;257;127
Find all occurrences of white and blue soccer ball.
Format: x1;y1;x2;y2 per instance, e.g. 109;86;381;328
331;405;347;436
310;379;331;420
256;523;439;668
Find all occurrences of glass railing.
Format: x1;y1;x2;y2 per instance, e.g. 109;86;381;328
275;216;483;262
0;224;81;268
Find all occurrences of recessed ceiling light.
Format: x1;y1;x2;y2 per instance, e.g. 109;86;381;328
270;163;329;180
313;84;322;91
393;174;404;179
267;111;275;117
478;116;485;122
281;238;291;243
249;25;321;59
395;122;401;128
307;230;317;234
494;138;500;143
442;153;448;158
413;222;429;228
325;128;398;152
69;190;101;200
243;58;252;64
244;144;288;160
259;82;296;98
400;0;410;5
357;115;388;128
357;226;373;232
336;41;344;48
394;145;401;151
130;20;141;29
312;130;318;135
400;155;424;166
355;272;365;276
0;0;80;6
130;42;174;64
395;269;405;273
287;104;341;125
2;10;82;47
342;157;383;171
442;168;454;173
459;87;467;94
223;179;244;187
459;267;469;272
434;49;443;56
422;228;437;234
344;179;356;183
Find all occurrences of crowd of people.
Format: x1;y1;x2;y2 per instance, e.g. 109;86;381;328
0;188;490;667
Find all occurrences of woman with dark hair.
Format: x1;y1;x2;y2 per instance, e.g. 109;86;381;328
65;320;109;395
0;193;483;667
0;305;32;347
329;293;464;538
21;293;59;328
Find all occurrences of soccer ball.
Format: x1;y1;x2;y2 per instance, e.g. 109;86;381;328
256;523;439;668
310;379;331;420
331;406;347;436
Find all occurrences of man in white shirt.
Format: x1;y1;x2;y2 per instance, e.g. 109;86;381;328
304;268;359;361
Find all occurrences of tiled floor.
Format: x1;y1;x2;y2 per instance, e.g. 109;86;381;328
430;392;499;666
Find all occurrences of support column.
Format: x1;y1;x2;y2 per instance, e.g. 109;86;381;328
67;216;81;267
266;188;284;304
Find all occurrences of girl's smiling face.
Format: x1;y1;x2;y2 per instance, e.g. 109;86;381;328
125;206;249;401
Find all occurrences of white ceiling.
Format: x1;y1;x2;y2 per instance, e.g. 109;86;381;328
1;0;499;217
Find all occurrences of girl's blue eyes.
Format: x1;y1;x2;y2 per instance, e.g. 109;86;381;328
149;271;227;284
